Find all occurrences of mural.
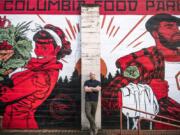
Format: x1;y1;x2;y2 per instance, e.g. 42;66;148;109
35;69;81;128
0;15;77;129
101;14;180;129
0;0;179;130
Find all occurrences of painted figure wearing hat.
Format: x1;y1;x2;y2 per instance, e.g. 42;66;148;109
0;24;71;129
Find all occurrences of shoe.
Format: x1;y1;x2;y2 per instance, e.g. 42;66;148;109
90;130;94;135
94;128;98;135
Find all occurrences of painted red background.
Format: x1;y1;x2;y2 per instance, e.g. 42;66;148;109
0;0;179;15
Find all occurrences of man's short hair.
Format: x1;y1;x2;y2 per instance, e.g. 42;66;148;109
90;72;95;76
145;13;180;33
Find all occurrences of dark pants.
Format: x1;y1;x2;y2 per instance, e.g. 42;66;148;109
85;101;98;132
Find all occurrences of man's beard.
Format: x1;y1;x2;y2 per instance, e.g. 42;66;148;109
158;33;180;50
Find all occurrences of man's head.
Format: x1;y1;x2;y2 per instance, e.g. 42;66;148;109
89;72;96;80
145;13;180;50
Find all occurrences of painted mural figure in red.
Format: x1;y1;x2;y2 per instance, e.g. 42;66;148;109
102;13;180;129
0;24;71;129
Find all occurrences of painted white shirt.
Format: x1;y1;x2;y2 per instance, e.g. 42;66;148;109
121;83;159;119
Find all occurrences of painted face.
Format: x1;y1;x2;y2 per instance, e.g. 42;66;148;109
34;42;55;58
157;21;180;50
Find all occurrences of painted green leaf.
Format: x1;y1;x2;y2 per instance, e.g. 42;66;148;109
0;21;32;80
2;58;26;69
7;26;15;45
0;27;15;45
15;40;32;58
123;66;140;79
0;76;4;81
0;68;6;75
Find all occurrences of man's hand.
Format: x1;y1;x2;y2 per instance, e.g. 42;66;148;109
91;86;101;92
84;86;93;92
84;86;101;92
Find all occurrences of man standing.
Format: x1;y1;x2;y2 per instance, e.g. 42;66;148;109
84;72;101;135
